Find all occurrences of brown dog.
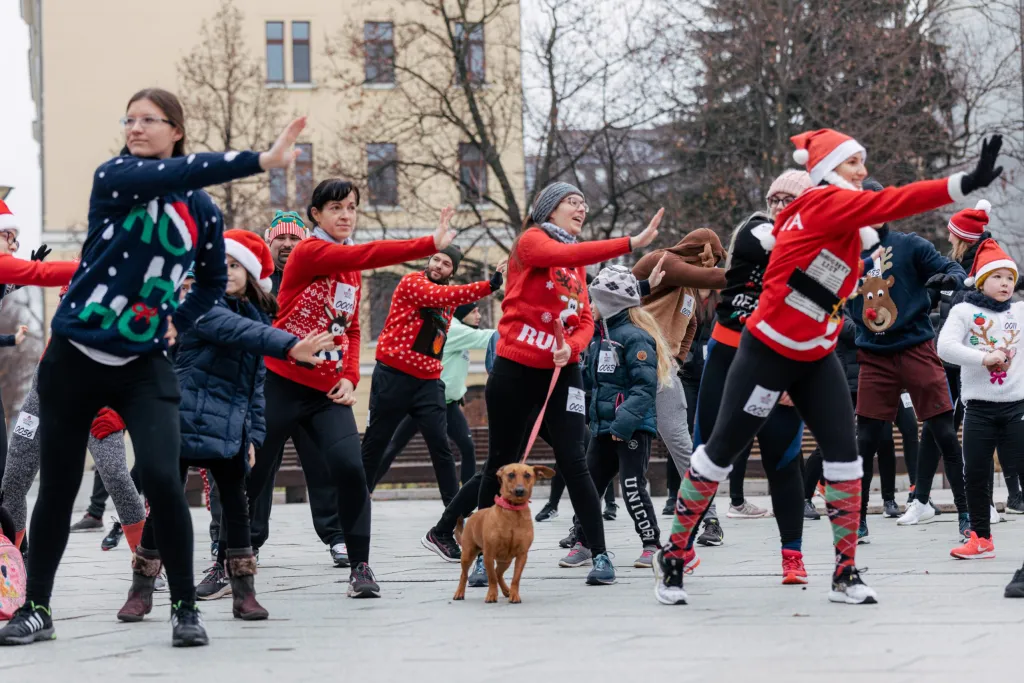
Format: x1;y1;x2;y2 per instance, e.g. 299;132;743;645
453;463;555;604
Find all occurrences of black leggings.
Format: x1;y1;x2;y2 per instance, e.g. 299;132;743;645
579;433;659;547
248;371;371;565
703;331;857;479
695;335;807;544
143;455;250;561
962;400;1024;538
373;401;477;488
28;335;195;606
437;358;606;555
666;375;700;497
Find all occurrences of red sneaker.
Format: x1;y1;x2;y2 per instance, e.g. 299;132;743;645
951;531;995;560
682;547;700;575
781;548;808;585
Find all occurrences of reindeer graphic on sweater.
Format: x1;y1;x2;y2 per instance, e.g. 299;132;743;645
969;312;1020;384
861;246;898;333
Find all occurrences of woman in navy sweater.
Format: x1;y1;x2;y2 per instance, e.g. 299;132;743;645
0;87;306;648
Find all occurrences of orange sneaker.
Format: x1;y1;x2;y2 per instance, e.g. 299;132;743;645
950;531;995;560
682;547;700;574
781;548;808;584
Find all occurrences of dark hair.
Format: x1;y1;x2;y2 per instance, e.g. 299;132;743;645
307;179;361;225
125;88;187;157
240;270;279;318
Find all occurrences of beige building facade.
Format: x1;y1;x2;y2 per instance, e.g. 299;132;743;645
20;0;524;426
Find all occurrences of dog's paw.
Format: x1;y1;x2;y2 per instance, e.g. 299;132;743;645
509;592;521;604
500;587;511;598
452;590;465;601
484;590;498;603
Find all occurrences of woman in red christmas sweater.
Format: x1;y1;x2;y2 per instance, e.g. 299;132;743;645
421;181;660;586
654;130;1004;607
248;178;457;599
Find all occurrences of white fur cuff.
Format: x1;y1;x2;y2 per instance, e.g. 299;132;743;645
823;457;863;482
947;172;967;203
691;445;733;483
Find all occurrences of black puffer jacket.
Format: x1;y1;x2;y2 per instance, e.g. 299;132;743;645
585;311;659;440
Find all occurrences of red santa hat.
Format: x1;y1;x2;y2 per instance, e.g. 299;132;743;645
0;200;19;235
947;199;991;243
965;238;1017;289
224;229;274;293
790;129;867;187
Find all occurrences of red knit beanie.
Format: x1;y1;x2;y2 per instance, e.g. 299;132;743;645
947;199;991;243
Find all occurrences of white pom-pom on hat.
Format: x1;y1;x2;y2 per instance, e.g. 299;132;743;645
964;276;976;287
860;227;879;250
975;199;991;213
793;149;809;165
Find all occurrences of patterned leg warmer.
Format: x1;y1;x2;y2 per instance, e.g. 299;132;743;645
663;446;730;560
825;478;861;577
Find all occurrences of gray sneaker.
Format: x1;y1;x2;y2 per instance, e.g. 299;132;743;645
467;555;487;587
586;553;616;585
727;500;771;518
633;546;657;568
558;542;593;568
69;513;104;532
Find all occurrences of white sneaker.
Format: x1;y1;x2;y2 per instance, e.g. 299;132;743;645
653;549;688;605
991;505;1002;525
727;500;771;518
897;499;936;526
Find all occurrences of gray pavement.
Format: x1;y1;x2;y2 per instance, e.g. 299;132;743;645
5;480;1024;682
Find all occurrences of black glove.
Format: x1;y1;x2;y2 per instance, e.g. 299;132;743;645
961;135;1004;195
925;273;960;291
30;244;51;262
489;270;503;291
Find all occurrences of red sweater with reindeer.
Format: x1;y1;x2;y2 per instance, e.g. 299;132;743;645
267;234;437;392
497;228;633;369
748;174;966;362
375;272;496;379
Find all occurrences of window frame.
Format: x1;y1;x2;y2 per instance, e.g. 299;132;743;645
458;142;488;205
367;143;399;207
266;21;285;84
454;22;485;85
294;142;314;211
292;21;311;84
364;21;396;86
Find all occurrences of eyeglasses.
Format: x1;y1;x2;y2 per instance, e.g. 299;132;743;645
563;197;590;213
767;195;796;209
120;116;174;130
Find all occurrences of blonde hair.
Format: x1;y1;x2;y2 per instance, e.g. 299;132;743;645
950;236;970;264
627;307;677;389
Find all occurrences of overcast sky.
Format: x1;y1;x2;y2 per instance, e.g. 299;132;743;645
0;0;41;255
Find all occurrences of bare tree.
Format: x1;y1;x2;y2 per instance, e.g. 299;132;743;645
178;0;284;231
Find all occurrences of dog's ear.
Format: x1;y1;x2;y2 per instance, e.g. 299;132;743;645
496;465;509;479
532;465;556;480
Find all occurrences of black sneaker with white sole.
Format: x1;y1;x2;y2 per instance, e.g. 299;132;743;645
0;602;55;646
421;528;461;562
347;562;381;598
696;518;724;547
170;601;209;647
101;520;123;551
828;566;878;605
661;497;675;516
195;563;231;600
883;499;900;518
534;503;558;522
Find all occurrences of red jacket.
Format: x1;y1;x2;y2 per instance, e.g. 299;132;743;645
496;228;632;369
266;235;437;392
375;272;495;379
747;175;964;361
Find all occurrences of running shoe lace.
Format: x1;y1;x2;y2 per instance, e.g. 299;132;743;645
593;554;611;571
782;554;802;573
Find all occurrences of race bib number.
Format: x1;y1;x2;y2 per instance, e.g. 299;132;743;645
566;387;585;415
900;392;913;409
742;385;779;418
14;412;39;440
598;350;617;373
333;283;357;316
784;249;850;322
680;294;695;318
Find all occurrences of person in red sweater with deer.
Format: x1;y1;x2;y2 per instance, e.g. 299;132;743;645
421;181;660;587
361;244;503;506
654;129;1004;607
246;178;458;599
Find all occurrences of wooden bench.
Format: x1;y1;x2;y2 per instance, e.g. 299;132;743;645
183;424;948;505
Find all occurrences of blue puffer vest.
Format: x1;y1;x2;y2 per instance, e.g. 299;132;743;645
585;310;659;440
176;296;296;462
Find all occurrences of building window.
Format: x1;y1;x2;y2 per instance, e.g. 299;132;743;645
269;168;287;208
367;143;399;207
364;22;395;85
368;272;402;340
454;22;485;84
294;143;314;210
266;22;285;83
458;143;487;205
292;21;311;84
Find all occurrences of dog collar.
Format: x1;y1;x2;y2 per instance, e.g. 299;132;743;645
494;495;529;511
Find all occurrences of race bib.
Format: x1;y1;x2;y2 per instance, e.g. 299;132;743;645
742;385;779;418
598;350;617;373
702;345;708;360
900;392;913;409
333;283;357;316
13;412;38;440
680;294;695;318
566;387;585;415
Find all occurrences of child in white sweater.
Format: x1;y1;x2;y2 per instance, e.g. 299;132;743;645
937;239;1024;592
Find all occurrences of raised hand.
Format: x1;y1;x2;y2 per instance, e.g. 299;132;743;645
30;245;51;262
496;259;508;275
328;378;357;406
962;135;1004;195
648;252;668;289
260;117;308;170
288;331;334;365
434;206;457;249
631;208;663;250
14;325;27;346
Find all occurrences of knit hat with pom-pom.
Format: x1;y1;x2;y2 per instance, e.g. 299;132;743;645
948;199;992;243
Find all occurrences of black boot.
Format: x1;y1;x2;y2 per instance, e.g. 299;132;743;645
227;548;268;620
116;547;161;622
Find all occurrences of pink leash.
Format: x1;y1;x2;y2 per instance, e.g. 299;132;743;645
520;319;565;464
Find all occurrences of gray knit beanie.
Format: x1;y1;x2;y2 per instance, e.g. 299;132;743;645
530;182;585;225
589;265;641;319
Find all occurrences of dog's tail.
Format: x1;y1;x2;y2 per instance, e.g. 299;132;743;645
454;517;464;548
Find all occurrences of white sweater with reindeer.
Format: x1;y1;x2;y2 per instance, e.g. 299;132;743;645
937;297;1024;403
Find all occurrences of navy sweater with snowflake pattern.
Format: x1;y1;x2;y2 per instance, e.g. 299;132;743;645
51;151;264;356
